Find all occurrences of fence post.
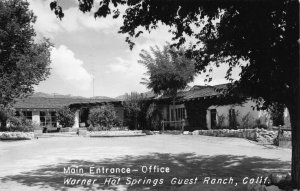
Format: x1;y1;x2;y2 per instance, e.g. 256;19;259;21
277;125;282;146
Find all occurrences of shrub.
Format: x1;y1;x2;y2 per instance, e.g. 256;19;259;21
241;112;253;129
0;105;15;131
146;103;162;130
123;92;142;129
216;114;226;129
255;118;268;129
86;125;95;131
89;105;117;129
0;132;34;140
113;118;122;127
56;106;75;127
8;115;34;132
270;103;284;126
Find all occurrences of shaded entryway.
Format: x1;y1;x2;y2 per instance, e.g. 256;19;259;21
79;108;90;127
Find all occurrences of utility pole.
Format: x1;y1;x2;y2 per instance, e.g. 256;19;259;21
93;76;94;98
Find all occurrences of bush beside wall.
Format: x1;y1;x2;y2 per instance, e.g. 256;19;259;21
0;132;34;140
192;128;286;144
88;130;146;137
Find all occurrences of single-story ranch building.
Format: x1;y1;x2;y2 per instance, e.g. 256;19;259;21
12;84;290;131
14;97;124;128
155;84;290;131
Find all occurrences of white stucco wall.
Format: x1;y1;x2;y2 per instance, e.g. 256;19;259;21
206;109;211;129
207;99;266;129
73;110;80;128
283;108;291;128
32;111;40;126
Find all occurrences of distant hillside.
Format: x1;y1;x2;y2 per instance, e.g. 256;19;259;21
115;94;126;100
115;91;155;100
90;96;115;100
32;92;114;99
31;92;86;98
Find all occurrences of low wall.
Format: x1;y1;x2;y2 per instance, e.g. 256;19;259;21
88;130;146;137
277;131;292;148
142;130;160;135
192;128;282;144
0;132;34;140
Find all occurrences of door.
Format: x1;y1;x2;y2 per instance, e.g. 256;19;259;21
210;109;217;129
79;108;90;127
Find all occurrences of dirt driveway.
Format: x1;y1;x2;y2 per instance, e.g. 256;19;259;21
0;135;291;190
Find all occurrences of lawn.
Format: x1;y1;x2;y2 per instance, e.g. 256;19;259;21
0;135;291;191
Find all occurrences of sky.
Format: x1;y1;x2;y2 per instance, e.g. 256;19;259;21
30;0;241;98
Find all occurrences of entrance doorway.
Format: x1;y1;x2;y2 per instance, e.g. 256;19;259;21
210;109;217;129
79;108;90;127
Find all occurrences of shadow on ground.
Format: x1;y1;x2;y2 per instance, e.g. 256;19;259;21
0;153;290;191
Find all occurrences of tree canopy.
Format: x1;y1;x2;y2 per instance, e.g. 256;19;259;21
0;0;51;107
50;0;298;109
56;106;75;128
139;44;196;97
50;0;299;188
123;92;143;129
88;105;117;128
139;44;196;124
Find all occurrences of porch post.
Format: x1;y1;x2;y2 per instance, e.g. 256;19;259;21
161;120;165;132
206;109;211;130
73;110;80;128
32;111;40;126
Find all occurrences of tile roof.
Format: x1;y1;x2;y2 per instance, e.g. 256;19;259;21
157;84;229;101
181;84;228;100
14;84;229;109
14;97;120;109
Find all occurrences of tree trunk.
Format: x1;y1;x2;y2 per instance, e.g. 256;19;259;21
287;104;300;189
134;113;138;130
285;1;299;188
0;120;7;131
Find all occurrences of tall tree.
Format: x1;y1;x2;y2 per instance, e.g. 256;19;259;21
139;44;196;126
50;0;299;188
56;106;75;128
88;105;117;129
0;0;51;130
123;92;143;130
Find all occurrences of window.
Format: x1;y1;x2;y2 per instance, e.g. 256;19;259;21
15;111;20;117
50;112;57;127
170;107;186;121
40;111;57;127
229;109;235;116
171;109;174;121
182;108;186;119
22;111;32;120
40;111;46;127
210;109;217;129
229;108;237;128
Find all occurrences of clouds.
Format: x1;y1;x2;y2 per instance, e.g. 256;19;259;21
189;65;242;87
30;0;242;97
30;0;122;38
106;25;175;86
50;45;93;90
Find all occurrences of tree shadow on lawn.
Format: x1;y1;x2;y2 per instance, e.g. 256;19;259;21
1;153;290;191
